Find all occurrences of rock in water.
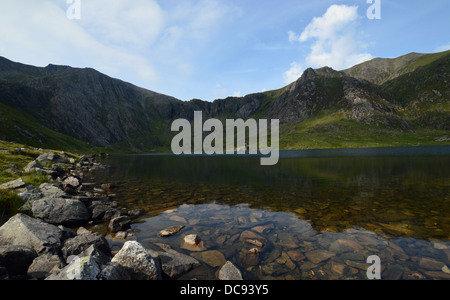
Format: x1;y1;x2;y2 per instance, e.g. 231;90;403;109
111;241;160;280
218;261;243;280
152;243;201;280
158;225;185;237
108;216;131;233
184;234;201;246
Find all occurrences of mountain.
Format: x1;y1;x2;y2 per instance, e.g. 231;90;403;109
0;50;448;153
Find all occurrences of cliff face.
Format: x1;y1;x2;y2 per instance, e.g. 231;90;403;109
0;50;448;152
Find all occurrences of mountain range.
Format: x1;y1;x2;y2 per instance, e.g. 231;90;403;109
0;50;448;153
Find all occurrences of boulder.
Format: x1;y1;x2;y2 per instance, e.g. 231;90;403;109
31;197;89;226
39;183;67;198
0;178;26;190
152;243;201;280
61;176;82;194
23;160;43;173
61;231;110;260
111;241;159;280
98;262;132;280
27;253;66;280
218;261;243;280
46;255;101;280
0;214;64;254
36;152;67;164
0;245;38;277
108;216;131;233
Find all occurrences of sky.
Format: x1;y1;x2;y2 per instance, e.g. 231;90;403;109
0;0;449;102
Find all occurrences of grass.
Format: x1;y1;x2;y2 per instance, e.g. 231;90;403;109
0;189;22;225
279;111;450;150
0;139;80;185
0;102;95;153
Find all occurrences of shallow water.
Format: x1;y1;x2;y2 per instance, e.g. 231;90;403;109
91;147;450;280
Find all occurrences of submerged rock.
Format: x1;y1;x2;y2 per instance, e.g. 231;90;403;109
158;225;185;237
218;261;243;280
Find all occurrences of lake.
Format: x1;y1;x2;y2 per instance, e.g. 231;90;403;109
91;146;450;280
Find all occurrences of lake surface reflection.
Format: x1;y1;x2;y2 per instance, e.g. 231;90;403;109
92;146;450;280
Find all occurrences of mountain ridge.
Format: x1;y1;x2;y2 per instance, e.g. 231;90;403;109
0;51;448;152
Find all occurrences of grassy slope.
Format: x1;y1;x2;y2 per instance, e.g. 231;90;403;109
279;111;449;150
0;101;94;153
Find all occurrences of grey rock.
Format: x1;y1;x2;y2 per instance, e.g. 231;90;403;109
39;183;67;198
184;234;201;246
27;253;66;280
0;245;37;277
78;245;111;267
36;152;67;164
31;197;89;226
58;225;77;241
61;231;110;260
111;241;159;280
158;225;185;237
46;255;101;280
108;216;131;233
0;178;26;190
61;176;81;194
98;262;132;280
153;243;201;280
0;214;64;254
24;160;43;173
218;261;243;280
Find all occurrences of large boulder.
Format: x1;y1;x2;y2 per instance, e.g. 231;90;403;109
111;241;159;280
0;245;38;278
0;214;64;254
39;183;67;198
31;197;89;226
36;152;67;164
46;255;101;281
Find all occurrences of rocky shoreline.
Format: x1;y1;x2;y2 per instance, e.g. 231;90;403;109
0;152;243;280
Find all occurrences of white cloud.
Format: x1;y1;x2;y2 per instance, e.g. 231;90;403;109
288;5;372;71
233;91;242;97
79;0;165;48
283;62;304;84
0;0;159;84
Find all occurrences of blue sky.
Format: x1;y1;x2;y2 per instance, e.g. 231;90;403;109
0;0;449;101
